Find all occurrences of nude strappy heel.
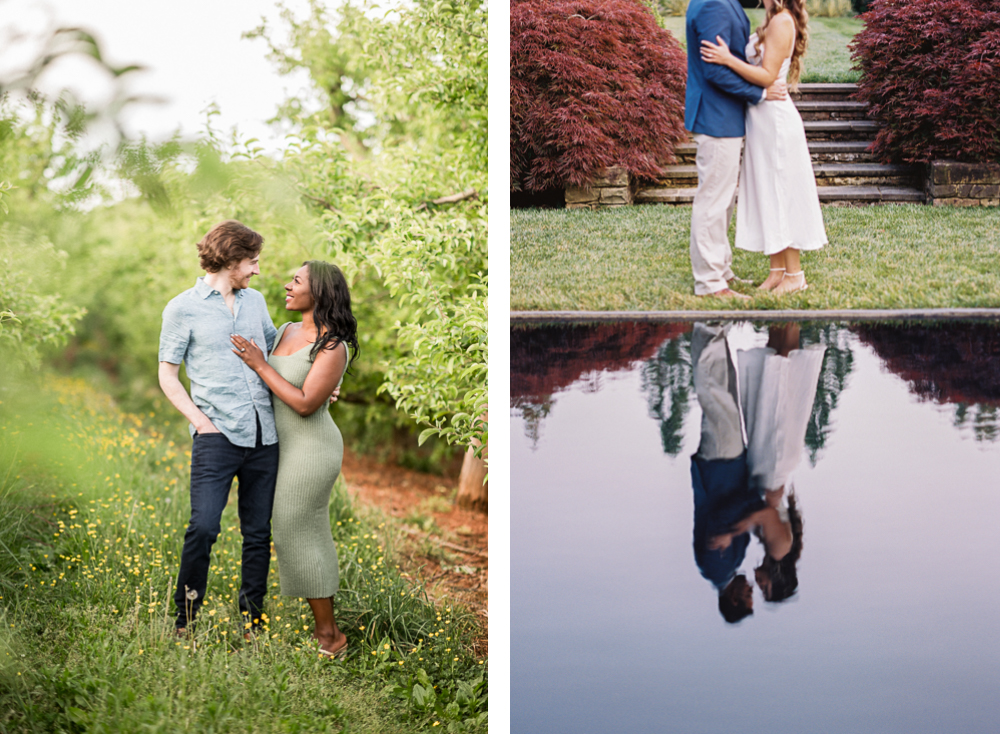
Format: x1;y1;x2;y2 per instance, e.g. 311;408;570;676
757;267;786;292
773;270;808;295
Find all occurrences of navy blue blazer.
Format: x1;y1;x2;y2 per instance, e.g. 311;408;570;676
684;0;765;137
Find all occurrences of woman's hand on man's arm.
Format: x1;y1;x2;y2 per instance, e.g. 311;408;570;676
230;334;346;417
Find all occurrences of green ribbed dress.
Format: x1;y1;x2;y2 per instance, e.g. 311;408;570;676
268;322;348;598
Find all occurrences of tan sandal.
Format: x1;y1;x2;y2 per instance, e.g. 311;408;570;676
757;267;786;292
772;270;808;296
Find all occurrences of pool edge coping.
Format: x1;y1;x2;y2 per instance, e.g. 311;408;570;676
510;308;1000;322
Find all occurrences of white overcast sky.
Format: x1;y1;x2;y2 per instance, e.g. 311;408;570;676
2;0;318;154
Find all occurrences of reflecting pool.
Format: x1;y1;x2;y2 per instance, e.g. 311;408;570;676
510;320;1000;734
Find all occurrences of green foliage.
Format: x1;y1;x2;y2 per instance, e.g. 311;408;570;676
642;333;694;456
244;0;374;156
0;118;448;467
0;98;99;208
654;0;688;18
1;0;489;472
805;0;854;17
0;27;150;200
392;668;488;732
0;224;85;370
799;323;854;465
371;211;488;454
262;0;489;458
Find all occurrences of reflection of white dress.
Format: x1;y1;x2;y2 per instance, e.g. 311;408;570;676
738;345;826;490
736;31;827;255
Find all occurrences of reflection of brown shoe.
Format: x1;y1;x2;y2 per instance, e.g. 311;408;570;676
699;288;750;301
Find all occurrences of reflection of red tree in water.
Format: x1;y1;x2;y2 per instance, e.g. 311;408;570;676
511;322;690;404
853;323;1000;406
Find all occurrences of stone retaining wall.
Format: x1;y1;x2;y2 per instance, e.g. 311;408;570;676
565;167;632;209
563;161;1000;209
926;161;1000;207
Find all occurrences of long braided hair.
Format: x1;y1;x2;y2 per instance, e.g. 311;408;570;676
304;260;359;369
754;0;809;90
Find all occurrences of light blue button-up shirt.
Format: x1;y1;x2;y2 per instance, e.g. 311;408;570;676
159;277;279;447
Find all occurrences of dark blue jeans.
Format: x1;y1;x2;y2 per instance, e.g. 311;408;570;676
174;418;278;629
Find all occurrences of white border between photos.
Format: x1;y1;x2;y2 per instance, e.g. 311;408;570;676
487;0;511;731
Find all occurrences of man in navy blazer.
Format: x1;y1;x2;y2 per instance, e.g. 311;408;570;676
685;0;785;297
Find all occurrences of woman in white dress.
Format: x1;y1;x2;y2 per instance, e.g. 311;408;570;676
709;324;824;603
737;323;825;494
700;0;827;295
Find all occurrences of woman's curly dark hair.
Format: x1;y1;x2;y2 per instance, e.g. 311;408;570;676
304;260;359;369
756;492;804;603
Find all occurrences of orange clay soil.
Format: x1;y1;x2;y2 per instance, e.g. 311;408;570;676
340;449;488;659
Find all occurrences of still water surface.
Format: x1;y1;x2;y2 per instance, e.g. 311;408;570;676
511;321;1000;734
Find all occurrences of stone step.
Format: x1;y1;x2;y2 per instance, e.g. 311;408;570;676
813;163;921;187
807;140;873;162
634;187;694;204
653;165;698;186
674;140;876;165
795;100;869;121
634;185;926;206
651;161;917;189
791;82;859;102
804;119;880;141
817;185;926;205
673;142;697;163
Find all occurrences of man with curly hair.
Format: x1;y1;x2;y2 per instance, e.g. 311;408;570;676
158;220;279;638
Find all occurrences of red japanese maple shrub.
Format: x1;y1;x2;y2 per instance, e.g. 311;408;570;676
511;0;688;192
850;0;1000;164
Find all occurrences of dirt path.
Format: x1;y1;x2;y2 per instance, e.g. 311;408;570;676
341;449;488;659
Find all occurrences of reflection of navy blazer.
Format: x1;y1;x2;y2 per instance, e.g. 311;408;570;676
684;0;765;137
691;451;765;591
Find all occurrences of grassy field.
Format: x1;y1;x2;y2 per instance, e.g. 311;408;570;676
661;9;861;82
510;205;1000;311
0;377;486;733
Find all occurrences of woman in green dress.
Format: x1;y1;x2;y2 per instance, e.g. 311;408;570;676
230;260;358;657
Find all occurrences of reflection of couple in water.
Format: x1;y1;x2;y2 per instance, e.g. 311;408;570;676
690;322;824;623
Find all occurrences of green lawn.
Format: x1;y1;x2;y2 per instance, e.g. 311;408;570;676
510;205;1000;311
661;10;861;82
801;16;863;82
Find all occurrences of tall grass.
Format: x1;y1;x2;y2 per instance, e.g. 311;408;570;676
0;377;486;733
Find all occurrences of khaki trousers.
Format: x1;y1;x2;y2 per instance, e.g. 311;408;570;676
690;135;743;296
